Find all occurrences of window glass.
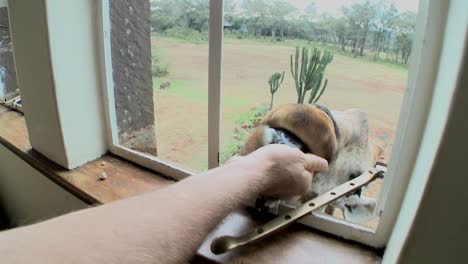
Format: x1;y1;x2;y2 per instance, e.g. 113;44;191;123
109;0;420;230
220;0;419;230
0;6;19;102
109;0;209;172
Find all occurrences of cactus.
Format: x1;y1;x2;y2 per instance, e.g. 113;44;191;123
290;47;333;104
268;71;285;109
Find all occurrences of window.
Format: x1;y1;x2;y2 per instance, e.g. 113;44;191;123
0;2;21;112
96;0;457;248
219;0;419;232
5;0;464;250
102;0;211;176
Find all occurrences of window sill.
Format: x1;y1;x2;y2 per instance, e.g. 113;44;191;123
0;105;381;263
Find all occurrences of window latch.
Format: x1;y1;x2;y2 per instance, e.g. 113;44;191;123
211;167;385;255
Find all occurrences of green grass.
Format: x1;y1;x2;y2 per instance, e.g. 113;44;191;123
151;43;170;62
153;78;188;90
151;31;207;45
164;27;208;43
153;78;200;100
151;31;408;71
153;77;250;108
224;37;408;71
328;46;409;71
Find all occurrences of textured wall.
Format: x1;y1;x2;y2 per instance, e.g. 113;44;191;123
110;0;157;155
0;144;87;227
0;7;18;99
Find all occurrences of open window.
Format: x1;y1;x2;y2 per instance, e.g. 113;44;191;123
219;0;419;233
99;0;457;248
0;2;21;112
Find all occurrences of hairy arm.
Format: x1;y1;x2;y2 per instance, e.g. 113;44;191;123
0;145;327;264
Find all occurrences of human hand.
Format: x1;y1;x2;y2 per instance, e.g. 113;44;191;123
232;144;329;197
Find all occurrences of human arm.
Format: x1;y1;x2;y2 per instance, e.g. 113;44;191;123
0;145;328;264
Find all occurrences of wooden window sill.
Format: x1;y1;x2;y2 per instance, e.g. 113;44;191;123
0;106;381;263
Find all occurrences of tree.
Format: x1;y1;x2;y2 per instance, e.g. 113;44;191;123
358;1;377;56
224;0;241;31
242;0;269;37
342;6;358;55
149;0;417;65
267;0;296;40
151;0;187;31
301;1;317;40
333;17;348;51
314;14;341;45
393;11;417;63
224;0;237;14
150;0;209;32
183;0;210;32
371;0;398;60
342;1;376;57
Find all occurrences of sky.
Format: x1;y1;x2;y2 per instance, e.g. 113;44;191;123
233;0;420;16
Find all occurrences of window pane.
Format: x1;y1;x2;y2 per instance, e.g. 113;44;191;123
0;6;19;101
109;0;209;172
221;0;420;230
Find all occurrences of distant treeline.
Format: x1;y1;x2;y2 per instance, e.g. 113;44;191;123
151;0;417;64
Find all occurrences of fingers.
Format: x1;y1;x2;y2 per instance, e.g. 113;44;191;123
299;170;313;194
303;154;329;172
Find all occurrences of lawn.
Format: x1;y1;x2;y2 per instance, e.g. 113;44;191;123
152;36;407;172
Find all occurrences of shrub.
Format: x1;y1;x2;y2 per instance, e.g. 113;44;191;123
164;26;206;43
221;105;270;163
151;55;169;77
225;30;250;40
290;47;333;104
268;71;285;109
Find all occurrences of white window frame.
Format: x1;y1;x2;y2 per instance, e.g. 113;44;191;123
10;0;464;248
8;0;108;170
384;1;468;260
0;0;10;100
99;0;224;177
84;0;464;248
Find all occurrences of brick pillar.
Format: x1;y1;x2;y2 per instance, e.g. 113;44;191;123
109;0;157;155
